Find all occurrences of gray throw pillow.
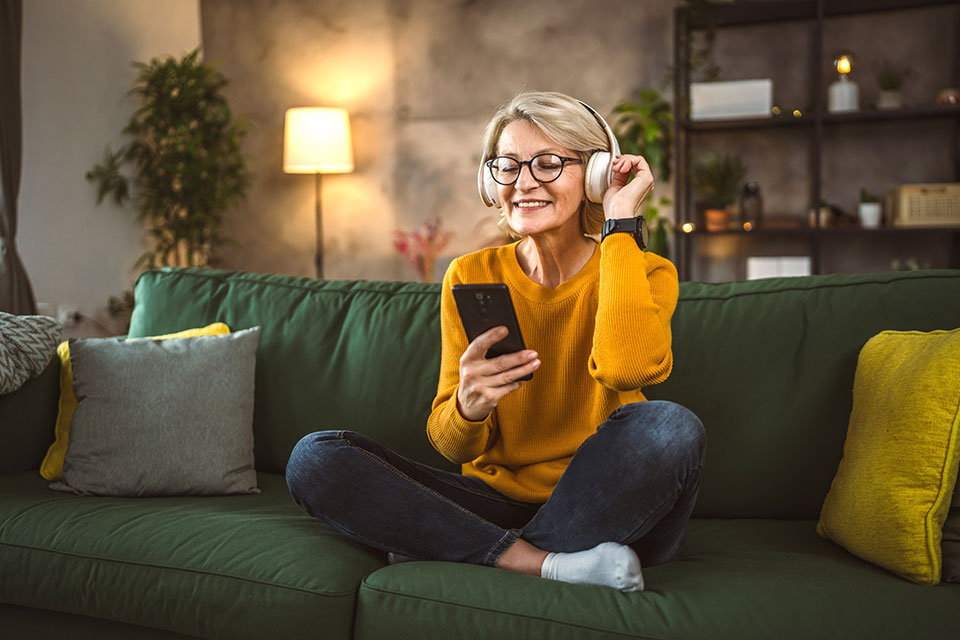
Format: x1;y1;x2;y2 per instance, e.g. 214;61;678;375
49;327;262;497
942;470;960;583
0;311;62;395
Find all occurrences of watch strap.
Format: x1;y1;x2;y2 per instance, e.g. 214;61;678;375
601;217;646;250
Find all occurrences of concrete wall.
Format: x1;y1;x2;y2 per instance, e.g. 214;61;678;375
19;0;201;332
200;0;677;282
200;0;957;284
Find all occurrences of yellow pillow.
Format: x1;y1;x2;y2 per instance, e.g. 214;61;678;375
39;322;232;481
816;328;960;585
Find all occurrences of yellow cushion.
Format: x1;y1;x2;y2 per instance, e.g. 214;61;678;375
38;322;232;481
816;328;960;585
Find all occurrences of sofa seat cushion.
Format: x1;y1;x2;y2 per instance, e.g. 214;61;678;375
356;518;960;640
0;471;385;640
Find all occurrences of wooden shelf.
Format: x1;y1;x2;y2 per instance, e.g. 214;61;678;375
822;104;960;125
817;226;960;234
680;105;960;132
684;228;811;237
685;0;956;29
686;226;960;237
682;114;813;132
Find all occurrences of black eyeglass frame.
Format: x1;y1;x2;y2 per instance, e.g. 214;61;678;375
485;154;584;186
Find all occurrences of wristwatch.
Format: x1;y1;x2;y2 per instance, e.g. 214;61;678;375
601;217;647;251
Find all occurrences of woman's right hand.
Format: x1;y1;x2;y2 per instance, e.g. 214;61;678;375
456;326;540;422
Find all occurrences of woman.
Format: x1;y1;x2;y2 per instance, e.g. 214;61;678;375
286;90;705;592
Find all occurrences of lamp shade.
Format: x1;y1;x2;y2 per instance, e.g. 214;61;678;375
283;107;354;174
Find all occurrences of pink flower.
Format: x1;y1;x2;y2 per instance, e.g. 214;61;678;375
393;218;454;282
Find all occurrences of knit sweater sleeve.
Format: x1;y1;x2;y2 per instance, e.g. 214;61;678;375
588;233;679;391
425;259;498;464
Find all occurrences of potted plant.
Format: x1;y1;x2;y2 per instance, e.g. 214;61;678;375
692;151;745;231
858;188;882;228
877;61;911;110
87;48;252;330
611;87;675;257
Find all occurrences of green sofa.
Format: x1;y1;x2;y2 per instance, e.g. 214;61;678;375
2;265;959;639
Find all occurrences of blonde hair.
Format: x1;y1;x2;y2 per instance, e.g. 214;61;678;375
480;90;609;240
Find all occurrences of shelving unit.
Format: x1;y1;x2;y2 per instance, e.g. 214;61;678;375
673;0;960;281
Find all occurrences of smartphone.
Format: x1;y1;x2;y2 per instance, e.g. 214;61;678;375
452;283;532;381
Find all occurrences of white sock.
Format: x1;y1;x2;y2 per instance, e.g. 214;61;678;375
387;552;417;565
540;542;644;592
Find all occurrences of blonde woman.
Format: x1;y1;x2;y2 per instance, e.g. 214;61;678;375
287;90;705;592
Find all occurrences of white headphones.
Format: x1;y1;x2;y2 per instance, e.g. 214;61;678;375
477;99;621;208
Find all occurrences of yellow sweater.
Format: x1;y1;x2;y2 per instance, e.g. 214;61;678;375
426;234;679;503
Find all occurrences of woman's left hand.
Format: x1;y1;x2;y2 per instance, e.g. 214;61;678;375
602;154;655;220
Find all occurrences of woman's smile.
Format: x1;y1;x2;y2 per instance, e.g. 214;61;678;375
514;199;552;212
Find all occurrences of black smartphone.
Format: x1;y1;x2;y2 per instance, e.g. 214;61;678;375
451;283;532;380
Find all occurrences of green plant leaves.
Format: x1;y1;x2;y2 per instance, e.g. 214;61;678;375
612;88;674;183
692;151;745;210
86;47;252;271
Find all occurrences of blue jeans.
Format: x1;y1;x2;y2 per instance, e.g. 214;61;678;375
285;400;705;568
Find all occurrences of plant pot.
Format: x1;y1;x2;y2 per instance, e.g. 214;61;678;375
705;208;730;232
877;90;903;110
858;202;882;228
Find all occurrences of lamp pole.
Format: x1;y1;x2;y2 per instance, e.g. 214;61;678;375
315;171;324;279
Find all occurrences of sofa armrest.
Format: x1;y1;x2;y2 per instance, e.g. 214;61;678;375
0;355;59;475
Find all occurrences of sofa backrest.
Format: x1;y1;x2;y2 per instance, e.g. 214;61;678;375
644;269;960;519
130;267;960;519
129;268;456;476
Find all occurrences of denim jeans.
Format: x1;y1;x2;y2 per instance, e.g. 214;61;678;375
285;400;705;568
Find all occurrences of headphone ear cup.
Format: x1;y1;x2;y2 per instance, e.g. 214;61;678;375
477;160;500;207
584;151;612;204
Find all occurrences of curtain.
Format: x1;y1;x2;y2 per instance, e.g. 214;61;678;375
0;0;37;315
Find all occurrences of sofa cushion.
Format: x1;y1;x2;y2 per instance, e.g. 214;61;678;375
356;518;960;640
128;268;455;475
0;471;385;640
644;270;960;519
49;327;262;497
816;329;960;585
40;322;232;482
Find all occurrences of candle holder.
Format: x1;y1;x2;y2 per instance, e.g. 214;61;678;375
828;50;859;113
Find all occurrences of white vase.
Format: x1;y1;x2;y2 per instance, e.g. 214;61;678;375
877;90;903;110
859;202;881;228
828;76;859;113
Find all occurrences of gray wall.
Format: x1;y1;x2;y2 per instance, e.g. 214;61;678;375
200;0;677;282
19;0;201;334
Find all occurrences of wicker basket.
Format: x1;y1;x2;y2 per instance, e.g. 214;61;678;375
885;183;960;227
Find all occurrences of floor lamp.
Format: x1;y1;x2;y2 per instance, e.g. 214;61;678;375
283;107;355;279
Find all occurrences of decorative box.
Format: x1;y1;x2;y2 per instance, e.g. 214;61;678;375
690;79;773;120
886;183;960;228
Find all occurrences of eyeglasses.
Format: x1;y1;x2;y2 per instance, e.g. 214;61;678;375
486;153;583;186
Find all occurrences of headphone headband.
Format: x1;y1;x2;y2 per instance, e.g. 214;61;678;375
576;100;621;160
